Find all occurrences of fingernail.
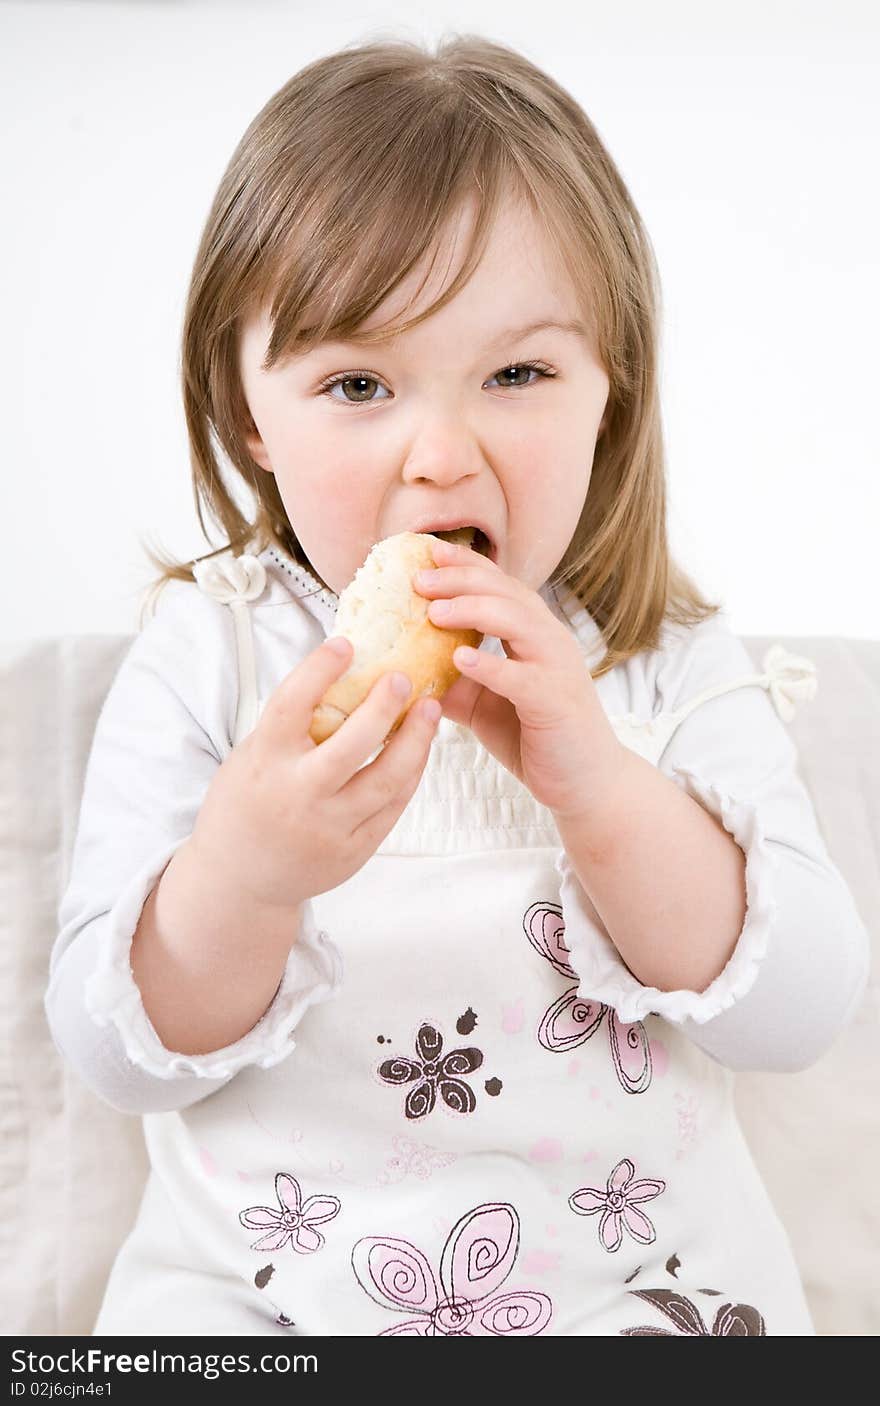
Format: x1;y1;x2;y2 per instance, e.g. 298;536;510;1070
326;636;350;655
391;672;413;697
454;646;480;667
421;699;442;723
429;599;452;618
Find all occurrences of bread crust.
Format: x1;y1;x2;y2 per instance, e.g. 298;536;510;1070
309;532;483;744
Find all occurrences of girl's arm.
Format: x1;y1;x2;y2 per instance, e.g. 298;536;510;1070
46;583;341;1115
554;748;747;996
129;840;302;1059
554;615;870;1073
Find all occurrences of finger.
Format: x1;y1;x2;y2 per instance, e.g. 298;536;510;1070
302;667;417;792
342;696;443;840
450;641;588;731
260;635;354;749
425;593;557;663
445;642;532;711
412;563;517;602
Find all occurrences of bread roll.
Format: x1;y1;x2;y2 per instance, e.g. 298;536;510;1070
309;529;484;744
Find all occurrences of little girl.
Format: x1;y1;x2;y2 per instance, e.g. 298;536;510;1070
47;35;868;1337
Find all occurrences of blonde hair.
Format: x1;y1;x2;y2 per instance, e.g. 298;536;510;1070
145;32;719;677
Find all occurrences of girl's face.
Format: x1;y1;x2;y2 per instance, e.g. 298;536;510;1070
239;191;610;595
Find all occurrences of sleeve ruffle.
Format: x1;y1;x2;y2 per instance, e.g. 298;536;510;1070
82;840;343;1080
555;765;777;1026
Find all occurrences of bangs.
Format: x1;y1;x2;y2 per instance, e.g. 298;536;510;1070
246;104;523;369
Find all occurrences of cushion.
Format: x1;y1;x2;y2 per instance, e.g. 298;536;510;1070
0;637;147;1337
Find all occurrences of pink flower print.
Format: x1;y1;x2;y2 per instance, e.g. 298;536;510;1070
378;1021;483;1119
352;1202;552;1336
523;901;653;1094
621;1289;767;1336
569;1157;666;1253
239;1172;340;1254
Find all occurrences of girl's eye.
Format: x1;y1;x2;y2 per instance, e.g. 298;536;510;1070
320;374;390;404
486;362;555;389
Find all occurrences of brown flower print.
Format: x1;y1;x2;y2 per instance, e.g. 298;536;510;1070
620;1288;767;1336
379;1022;483;1120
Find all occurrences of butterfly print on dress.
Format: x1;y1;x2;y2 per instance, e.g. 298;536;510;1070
523;900;653;1094
352;1202;552;1336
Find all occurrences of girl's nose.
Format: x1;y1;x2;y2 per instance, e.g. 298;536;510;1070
400;421;482;486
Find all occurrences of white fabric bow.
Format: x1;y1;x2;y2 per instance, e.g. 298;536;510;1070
761;644;818;723
192;553;267;605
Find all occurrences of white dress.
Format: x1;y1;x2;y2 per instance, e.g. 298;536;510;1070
46;547;869;1336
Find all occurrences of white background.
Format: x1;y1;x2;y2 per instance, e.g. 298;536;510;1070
1;0;877;643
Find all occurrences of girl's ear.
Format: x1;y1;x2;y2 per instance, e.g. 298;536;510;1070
244;415;274;473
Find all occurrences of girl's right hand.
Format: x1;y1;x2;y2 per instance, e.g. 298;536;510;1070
186;637;441;914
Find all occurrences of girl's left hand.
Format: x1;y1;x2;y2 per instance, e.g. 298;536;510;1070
413;536;628;820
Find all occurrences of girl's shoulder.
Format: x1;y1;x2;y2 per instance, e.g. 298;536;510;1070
649;608;750;709
555;586;752;722
108;574;247;762
585;609;743;725
603;610;817;762
648;608;815;722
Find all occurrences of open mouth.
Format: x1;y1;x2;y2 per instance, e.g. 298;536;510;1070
431;526;494;559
